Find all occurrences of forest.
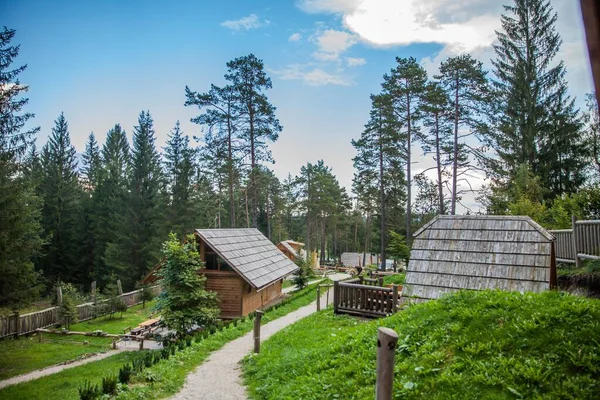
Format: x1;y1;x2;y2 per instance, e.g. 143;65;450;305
1;0;600;309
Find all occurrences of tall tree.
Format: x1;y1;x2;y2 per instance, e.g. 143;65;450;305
437;54;490;214
164;121;196;237
584;92;600;179
105;111;164;289
0;27;42;308
381;57;427;242
225;54;282;229
352;94;405;270
81;132;101;190
421;82;453;215
94;124;130;285
39;113;82;284
489;0;586;196
185;84;240;227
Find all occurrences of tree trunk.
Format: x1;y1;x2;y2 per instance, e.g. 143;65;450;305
378;125;386;271
406;90;412;244
249;101;258;228
320;218;326;265
266;182;271;240
451;74;459;215
363;214;370;267
227;108;235;228
435;112;445;214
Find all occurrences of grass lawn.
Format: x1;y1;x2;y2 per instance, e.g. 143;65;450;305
115;281;328;399
243;290;600;399
382;272;405;286
69;300;157;334
0;351;134;400
282;280;293;289
0;334;112;381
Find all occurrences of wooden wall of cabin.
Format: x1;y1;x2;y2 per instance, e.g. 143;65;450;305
242;280;283;316
202;270;243;318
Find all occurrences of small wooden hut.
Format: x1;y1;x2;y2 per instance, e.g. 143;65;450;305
144;228;298;318
276;240;306;262
403;215;556;303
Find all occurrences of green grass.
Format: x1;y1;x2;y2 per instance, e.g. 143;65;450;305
69;300;157;334
0;352;135;400
382;273;405;286
0;301;156;380
115;282;327;399
242;290;600;399
282;280;293;289
0;334;112;380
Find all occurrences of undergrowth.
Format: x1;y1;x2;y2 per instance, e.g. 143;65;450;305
243;290;600;399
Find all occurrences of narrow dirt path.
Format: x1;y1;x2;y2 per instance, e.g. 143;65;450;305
170;288;334;400
0;349;126;389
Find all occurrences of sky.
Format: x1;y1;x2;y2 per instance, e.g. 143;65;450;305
3;0;594;212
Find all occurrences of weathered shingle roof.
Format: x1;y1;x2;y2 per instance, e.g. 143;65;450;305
196;228;299;289
279;241;299;256
404;215;556;302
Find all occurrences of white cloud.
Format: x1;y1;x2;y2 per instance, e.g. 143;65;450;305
220;14;268;31
312;29;357;61
289;33;302;42
270;64;352;86
345;57;366;67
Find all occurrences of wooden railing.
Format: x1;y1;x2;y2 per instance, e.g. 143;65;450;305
0;285;162;339
550;217;600;266
333;280;399;318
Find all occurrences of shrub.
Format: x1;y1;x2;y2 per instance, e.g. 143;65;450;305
291;256;310;289
78;381;100;400
161;348;170;360
101;375;117;395
118;364;132;384
170;344;176;355
177;340;185;350
143;352;153;368
185;336;192;347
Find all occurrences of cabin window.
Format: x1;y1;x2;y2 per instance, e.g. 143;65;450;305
204;252;234;272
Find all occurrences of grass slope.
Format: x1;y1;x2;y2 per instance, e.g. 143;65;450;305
0;351;133;400
69;300;157;334
243;290;600;399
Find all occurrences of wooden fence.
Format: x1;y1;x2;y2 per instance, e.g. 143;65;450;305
0;285;162;339
333;279;399;318
550;217;600;266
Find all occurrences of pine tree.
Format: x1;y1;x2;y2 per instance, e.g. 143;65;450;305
185;84;240;227
94;124;130;286
381;57;427;243
105;111;164;289
352;94;406;270
490;0;586;196
436;54;490;214
164;121;196;237
225;54;282;229
39;113;83;284
0;27;42;308
584;92;600;179
82;132;101;190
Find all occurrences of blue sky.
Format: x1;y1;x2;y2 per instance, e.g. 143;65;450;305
3;0;593;211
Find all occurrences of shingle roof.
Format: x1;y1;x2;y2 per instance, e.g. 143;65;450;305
195;228;299;290
404;215;556;302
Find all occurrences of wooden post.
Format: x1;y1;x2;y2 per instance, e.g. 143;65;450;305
139;338;144;351
13;311;20;338
316;286;321;311
117;280;123;295
112;337;117;349
572;215;581;268
91;281;97;303
253;310;264;353
376;327;399;400
392;285;398;314
39;331;43;343
56;285;63;305
378;277;384;287
333;281;339;314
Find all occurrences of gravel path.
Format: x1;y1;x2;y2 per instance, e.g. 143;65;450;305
0;349;126;389
170;288;334;400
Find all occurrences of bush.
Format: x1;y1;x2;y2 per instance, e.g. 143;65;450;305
101;375;117;395
143;352;153;368
118;364;132;384
78;381;100;400
291;256;311;290
185;336;192;347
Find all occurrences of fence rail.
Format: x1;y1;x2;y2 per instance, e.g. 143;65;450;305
333;280;399;318
0;285;162;339
550;217;600;266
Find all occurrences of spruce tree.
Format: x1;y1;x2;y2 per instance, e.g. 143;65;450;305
164;121;196;237
490;0;586;196
39;113;83;284
225;54;282;229
94;124;130;286
0;27;42;308
106;111;164;289
82;132;101;190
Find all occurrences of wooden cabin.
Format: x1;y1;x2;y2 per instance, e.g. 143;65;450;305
403;215;557;303
340;252;379;268
144;228;298;318
276;240;306;261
